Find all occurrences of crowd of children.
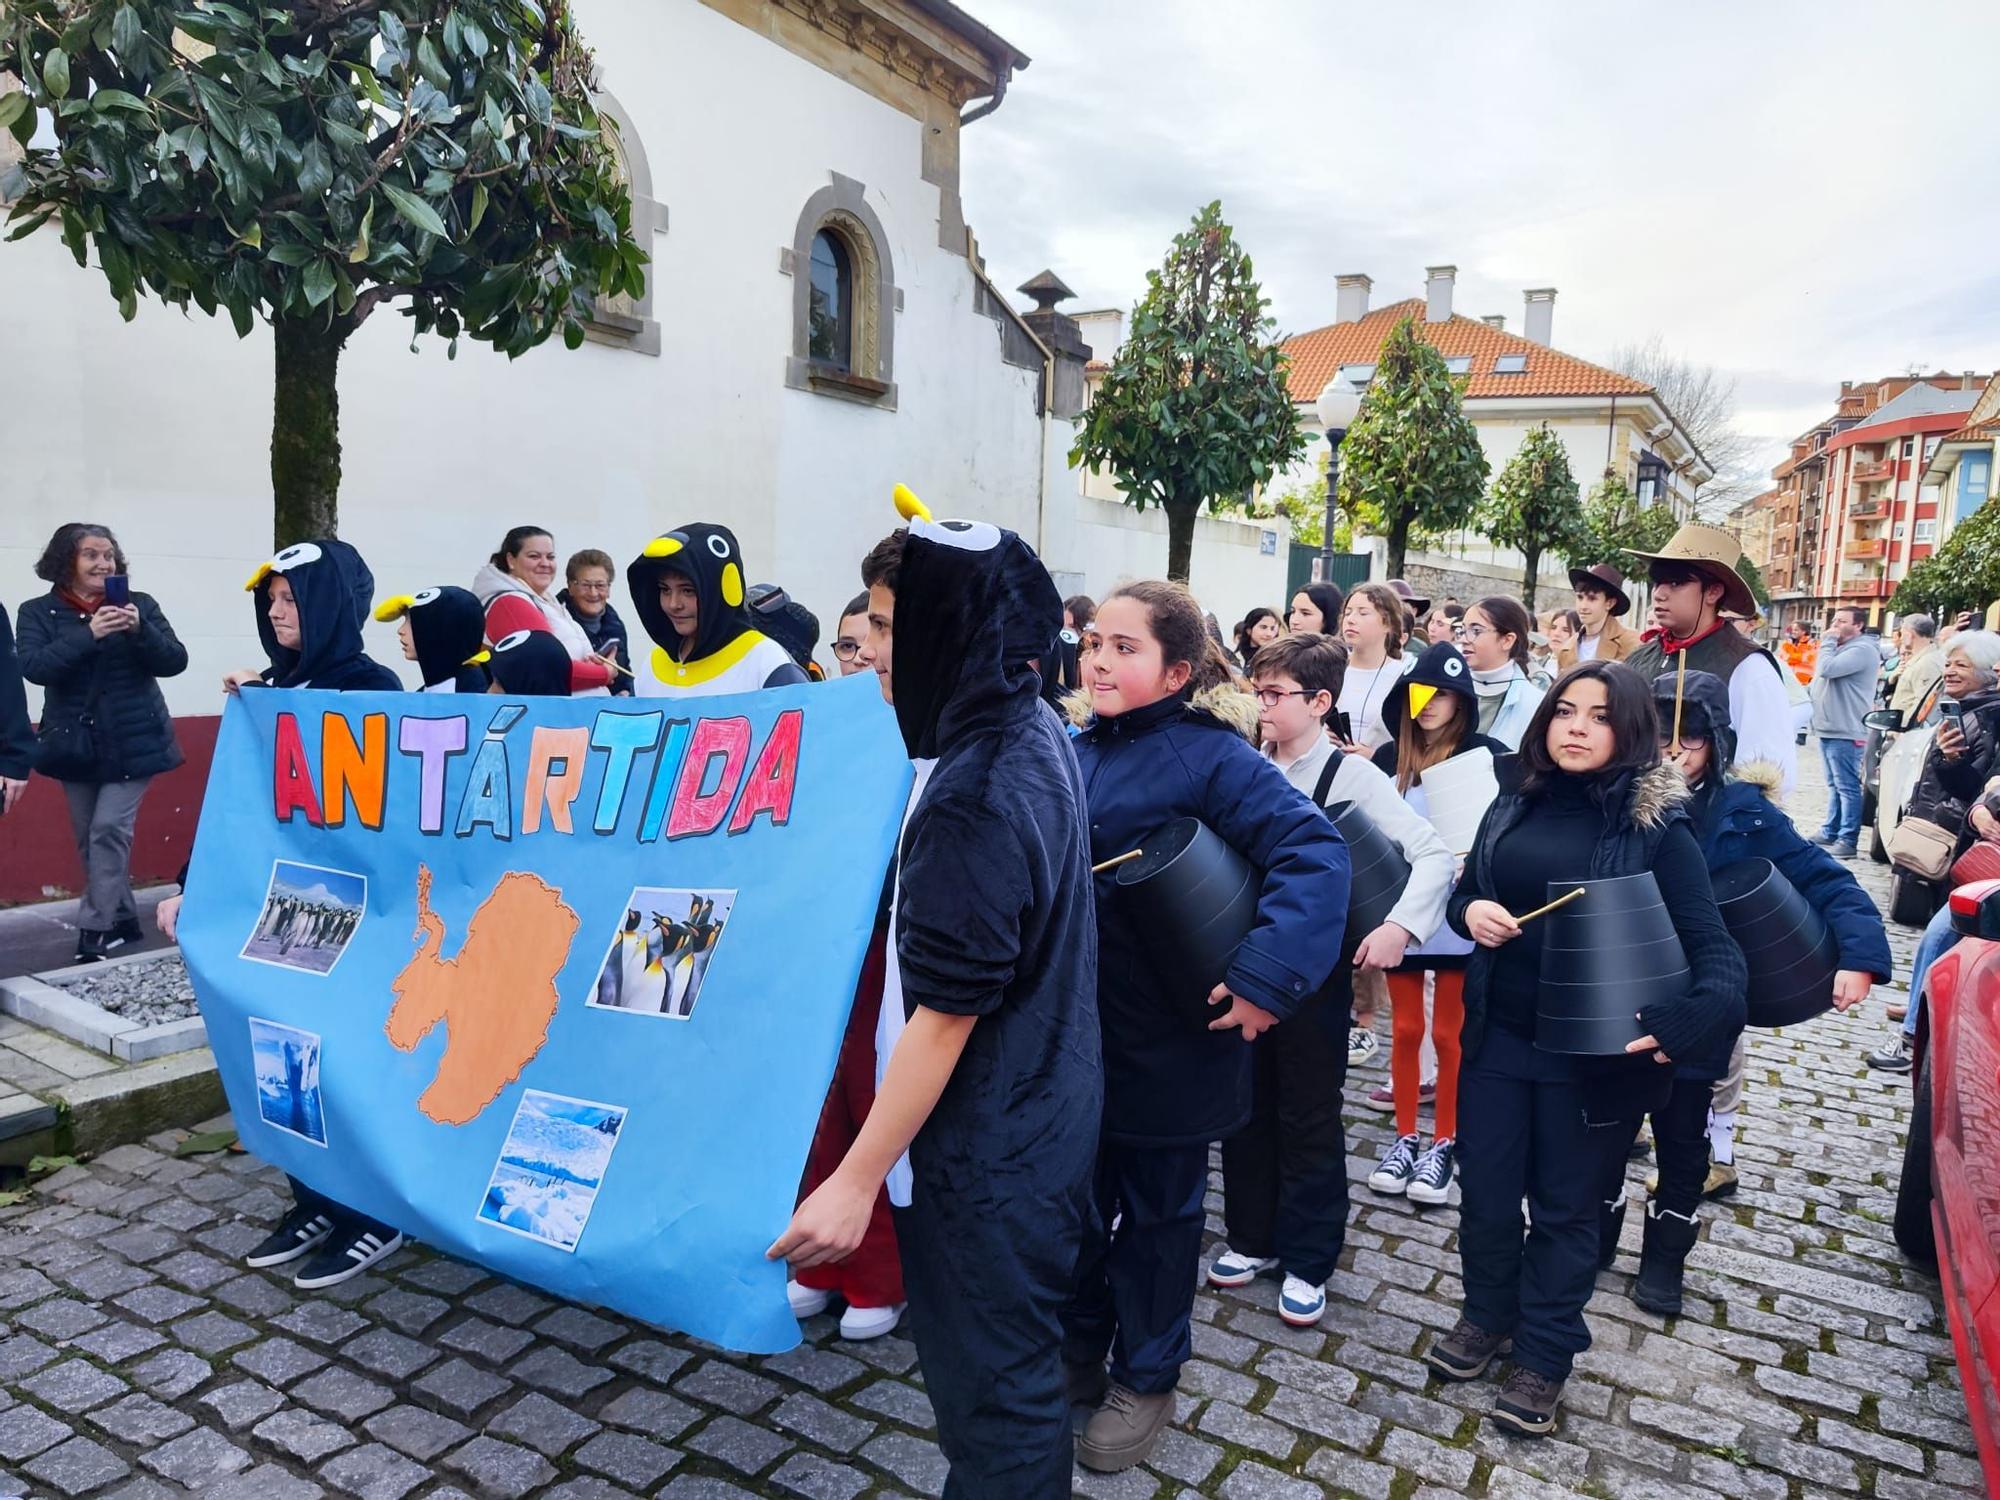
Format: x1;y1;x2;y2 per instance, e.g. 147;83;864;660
85;500;1897;1495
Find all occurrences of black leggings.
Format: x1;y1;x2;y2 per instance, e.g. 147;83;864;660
1600;1074;1711;1218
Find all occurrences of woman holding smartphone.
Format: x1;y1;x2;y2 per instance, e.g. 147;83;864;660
16;524;188;962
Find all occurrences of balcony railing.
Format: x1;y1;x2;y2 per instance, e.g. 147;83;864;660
1854;459;1894;483
1846;537;1887;559
1850;500;1884;520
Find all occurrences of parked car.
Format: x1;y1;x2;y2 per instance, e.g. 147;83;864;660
1868;711;1941;924
1896;876;2000;1492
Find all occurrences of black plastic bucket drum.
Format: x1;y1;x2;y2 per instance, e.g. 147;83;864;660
1711;857;1838;1027
1324;800;1411;952
1537;871;1690;1055
1115;817;1260;1026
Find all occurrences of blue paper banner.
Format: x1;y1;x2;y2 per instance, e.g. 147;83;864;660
180;676;913;1354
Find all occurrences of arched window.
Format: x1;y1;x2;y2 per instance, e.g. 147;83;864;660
807;230;853;371
786;174;898;408
583;88;667;357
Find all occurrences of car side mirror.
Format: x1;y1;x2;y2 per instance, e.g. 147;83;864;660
1948;878;2000;939
1864;708;1904;732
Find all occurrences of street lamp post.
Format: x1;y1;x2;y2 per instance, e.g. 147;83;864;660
1315;380;1364;585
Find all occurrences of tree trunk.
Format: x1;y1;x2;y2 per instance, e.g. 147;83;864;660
1386;514;1411;582
271;314;354;548
1166;495;1198;584
1521;545;1541;614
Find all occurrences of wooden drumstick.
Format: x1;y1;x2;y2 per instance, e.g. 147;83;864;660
1669;648;1687;756
1092;849;1145;875
1513;887;1587;925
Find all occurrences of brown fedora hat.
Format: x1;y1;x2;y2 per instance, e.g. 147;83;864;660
1384;578;1431;615
1566;562;1632;618
1624;524;1758;619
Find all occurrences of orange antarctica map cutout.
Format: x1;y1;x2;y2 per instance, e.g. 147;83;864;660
386;866;581;1126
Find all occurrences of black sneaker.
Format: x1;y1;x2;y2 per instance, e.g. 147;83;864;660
1866;1034;1914;1072
293;1224;403;1290
1491;1365;1565;1437
1425;1318;1513;1381
73;930;109;964
244;1203;337;1268
103;917;145;953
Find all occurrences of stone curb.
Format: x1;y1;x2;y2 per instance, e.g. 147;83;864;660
0;952;209;1062
54;1045;226;1156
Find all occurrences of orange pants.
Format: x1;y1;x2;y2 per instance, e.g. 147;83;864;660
1386;970;1464;1140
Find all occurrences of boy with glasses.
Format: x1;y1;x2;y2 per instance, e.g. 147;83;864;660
831;593;871;676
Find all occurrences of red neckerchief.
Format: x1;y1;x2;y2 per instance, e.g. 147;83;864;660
1641;618;1728;655
56;587;106;615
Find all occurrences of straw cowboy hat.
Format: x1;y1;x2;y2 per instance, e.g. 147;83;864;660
1566;562;1632;618
1625;524;1758;619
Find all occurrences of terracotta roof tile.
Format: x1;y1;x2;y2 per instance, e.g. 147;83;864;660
1942;417;2000;444
1279;299;1652;403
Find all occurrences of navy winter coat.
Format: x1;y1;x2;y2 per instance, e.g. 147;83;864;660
15;588;187;783
1074;692;1351;1146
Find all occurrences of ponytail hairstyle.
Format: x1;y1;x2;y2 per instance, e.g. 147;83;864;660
1393;689;1468;795
490;526;554;572
1106;579;1228;700
1471;594;1534;670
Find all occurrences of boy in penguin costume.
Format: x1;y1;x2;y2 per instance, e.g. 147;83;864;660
231;540;400;693
374;586;491;693
487;629;575;696
772;489;1100;1497
626;524;809;696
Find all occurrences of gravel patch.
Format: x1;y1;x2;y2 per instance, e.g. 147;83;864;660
51;955;200;1025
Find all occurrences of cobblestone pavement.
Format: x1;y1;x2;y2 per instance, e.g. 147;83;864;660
0;749;1982;1499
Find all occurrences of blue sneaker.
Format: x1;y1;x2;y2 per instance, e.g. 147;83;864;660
1207;1248;1280;1288
1280;1274;1326;1327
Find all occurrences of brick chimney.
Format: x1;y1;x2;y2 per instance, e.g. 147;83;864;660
1424;266;1456;324
1523;288;1556;346
1336;274;1372;324
1016;270;1090;419
1481;314;1505;330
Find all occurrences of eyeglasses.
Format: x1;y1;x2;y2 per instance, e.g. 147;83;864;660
1659;732;1710;749
1460;623;1496;641
568;580;611;594
1252;687;1313;708
831;640;862;660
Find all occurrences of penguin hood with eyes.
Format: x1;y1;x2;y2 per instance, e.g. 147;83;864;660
628;523;755;664
489;629;575;696
625;524;807;695
373;586;490;690
246;539;399;691
892;512;1063;760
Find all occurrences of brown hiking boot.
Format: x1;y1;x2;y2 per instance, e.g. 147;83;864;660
1424;1318;1513;1382
1077;1384;1174;1472
1491;1365;1564;1437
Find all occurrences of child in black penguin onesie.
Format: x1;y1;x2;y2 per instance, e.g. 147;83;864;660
625;523;809;697
375;586;491;692
487;629;575;696
771;507;1100;1497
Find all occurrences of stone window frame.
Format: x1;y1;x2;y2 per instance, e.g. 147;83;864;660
783;173;899;409
584;89;668;358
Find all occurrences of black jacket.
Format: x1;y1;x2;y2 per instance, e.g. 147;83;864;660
1911;686;2000;860
1448;760;1746;1093
0;609;34;782
559;591;633;696
15;588;187;783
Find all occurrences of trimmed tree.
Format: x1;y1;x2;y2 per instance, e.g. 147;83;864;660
1336;316;1489;580
0;0;644;546
1070;200;1305;583
1480;422;1585;612
1571;470;1678;569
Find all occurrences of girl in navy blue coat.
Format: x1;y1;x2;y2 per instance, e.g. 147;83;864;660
1061;580;1350;1475
1598;669;1891;1316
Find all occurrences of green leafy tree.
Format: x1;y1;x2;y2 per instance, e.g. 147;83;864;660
1;0;644;546
1479;423;1585;611
1892;497;2000;618
1336;316;1489;580
1071;201;1306;582
1734;554;1768;608
1570;470;1678;569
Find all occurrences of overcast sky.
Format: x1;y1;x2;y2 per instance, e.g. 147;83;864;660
958;1;2000;481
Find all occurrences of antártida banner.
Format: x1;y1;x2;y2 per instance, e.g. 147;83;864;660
180;675;913;1354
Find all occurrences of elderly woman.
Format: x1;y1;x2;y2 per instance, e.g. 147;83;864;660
16;524;188;962
1868;629;2000;1072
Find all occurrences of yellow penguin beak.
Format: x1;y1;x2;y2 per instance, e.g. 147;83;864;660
643;535;685;558
372;595;416;622
893;484;932;523
464;649;491;667
243;562;273;592
1408;684;1438;718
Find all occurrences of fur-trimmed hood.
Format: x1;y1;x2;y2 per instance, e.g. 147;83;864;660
1628;761;1691;829
1063;682;1262;742
1725;759;1785;801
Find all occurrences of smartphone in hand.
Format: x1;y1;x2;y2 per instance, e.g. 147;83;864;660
103;575;130;608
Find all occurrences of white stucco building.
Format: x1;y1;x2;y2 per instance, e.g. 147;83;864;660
1;0;1287;721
